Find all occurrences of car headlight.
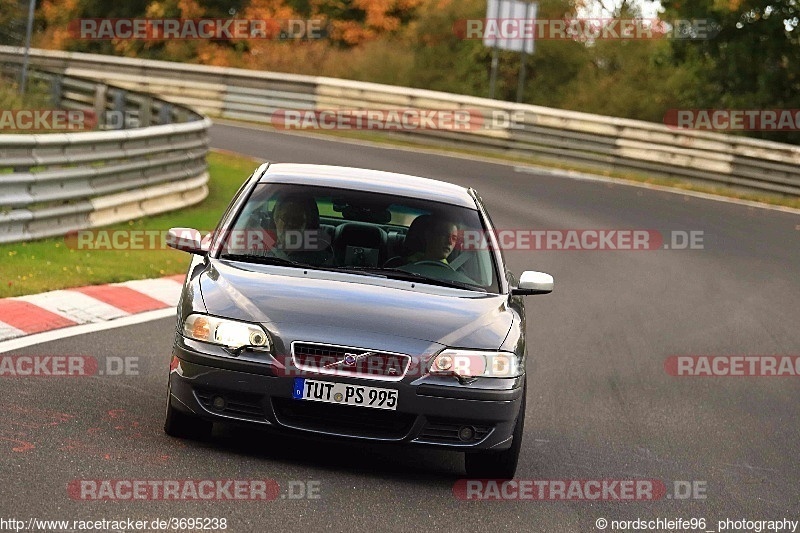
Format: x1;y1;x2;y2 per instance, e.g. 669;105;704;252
183;314;271;352
429;349;521;378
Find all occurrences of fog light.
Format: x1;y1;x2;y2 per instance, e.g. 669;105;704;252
212;396;226;410
458;425;476;442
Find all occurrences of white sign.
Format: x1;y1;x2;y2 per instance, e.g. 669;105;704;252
484;0;538;54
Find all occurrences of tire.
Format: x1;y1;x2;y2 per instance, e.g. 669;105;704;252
464;381;526;479
164;381;212;440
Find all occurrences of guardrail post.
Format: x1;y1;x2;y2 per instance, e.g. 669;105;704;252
94;84;108;129
139;95;152;127
112;89;127;130
158;103;173;125
50;75;63;107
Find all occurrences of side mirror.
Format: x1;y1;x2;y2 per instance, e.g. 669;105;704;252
166;228;209;255
511;271;553;295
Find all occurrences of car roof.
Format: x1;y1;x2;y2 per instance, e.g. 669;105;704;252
258;163;477;209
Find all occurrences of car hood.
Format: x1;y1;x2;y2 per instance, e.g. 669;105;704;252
197;260;514;351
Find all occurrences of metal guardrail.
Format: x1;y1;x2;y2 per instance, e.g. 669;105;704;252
0;58;211;244
1;46;798;201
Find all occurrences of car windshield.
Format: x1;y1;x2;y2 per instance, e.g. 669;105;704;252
217;183;500;293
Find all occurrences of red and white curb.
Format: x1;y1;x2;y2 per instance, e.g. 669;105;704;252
0;275;185;343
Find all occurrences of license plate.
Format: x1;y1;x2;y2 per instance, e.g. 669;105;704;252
292;378;398;410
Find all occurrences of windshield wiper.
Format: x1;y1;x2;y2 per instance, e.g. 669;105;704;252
218;253;305;268
218;254;387;278
335;266;486;292
217;254;397;281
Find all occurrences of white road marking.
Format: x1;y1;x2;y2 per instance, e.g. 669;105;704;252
513;165;800;216
0;308;176;354
13;290;129;324
0;320;26;342
119;278;184;306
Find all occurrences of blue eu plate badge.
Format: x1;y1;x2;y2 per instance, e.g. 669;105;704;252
292;378;305;399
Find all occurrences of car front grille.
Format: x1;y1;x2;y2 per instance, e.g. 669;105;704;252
272;398;416;439
291;342;412;381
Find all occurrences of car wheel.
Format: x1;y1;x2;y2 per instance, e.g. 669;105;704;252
464;380;526;479
164;381;212;440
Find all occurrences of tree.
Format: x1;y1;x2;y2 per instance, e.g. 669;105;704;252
309;0;423;46
661;0;800;142
1;0;26;45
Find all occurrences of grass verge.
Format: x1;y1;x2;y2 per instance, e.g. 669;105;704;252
0;78;53;112
0;151;259;298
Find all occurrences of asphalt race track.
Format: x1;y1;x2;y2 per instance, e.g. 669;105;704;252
1;122;798;532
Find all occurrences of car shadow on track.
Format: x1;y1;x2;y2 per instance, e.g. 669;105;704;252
170;421;465;483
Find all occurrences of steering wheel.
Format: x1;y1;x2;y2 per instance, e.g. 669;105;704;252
412;260;454;270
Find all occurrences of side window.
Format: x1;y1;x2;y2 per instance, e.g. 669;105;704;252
209;171;262;255
215;173;257;233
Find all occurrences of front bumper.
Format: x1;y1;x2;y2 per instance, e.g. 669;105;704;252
169;342;525;451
